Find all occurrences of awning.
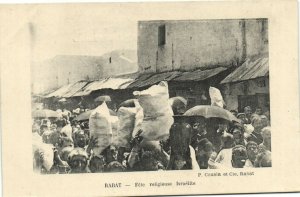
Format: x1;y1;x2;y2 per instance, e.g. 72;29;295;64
94;77;134;90
72;79;107;97
119;79;135;89
221;57;269;84
45;83;75;98
126;71;181;88
72;77;134;97
62;81;90;98
172;67;228;81
125;73;153;89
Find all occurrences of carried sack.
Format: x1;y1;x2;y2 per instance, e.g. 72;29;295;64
60;124;72;139
209;86;225;108
133;81;174;141
134;81;173;117
89;102;112;155
37;143;54;172
116;107;137;148
140;116;174;141
132;100;144;137
110;115;119;145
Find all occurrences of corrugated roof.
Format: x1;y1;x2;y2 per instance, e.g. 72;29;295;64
63;81;89;98
94;77;134;90
221;57;269;84
173;67;228;81
72;77;134;97
119;80;135;89
73;79;108;97
126;71;181;88
125;73;154;89
46;83;75;98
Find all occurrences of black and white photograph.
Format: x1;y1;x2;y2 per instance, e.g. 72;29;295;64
2;1;299;196
31;18;271;174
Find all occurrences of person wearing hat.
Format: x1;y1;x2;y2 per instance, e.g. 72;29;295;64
230;123;247;146
169;96;188;115
74;130;88;149
67;148;89;173
244;141;258;168
237;113;247;124
231;145;248;168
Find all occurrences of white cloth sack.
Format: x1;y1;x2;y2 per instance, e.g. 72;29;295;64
140;116;173;141
116;107;137;147
133;81;174;141
132;100;144;137
60;124;72;139
37;143;54;171
133;81;173;117
209;86;225;108
110;115;119;145
89;102;112;155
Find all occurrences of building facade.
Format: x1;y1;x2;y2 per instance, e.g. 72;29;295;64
98;50;138;77
136;19;269;110
221;56;269;112
222;78;270;112
32;50;138;95
138;19;268;73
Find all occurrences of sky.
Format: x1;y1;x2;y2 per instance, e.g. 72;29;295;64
29;4;139;61
25;2;235;62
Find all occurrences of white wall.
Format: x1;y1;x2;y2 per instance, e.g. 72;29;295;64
138;19;268;73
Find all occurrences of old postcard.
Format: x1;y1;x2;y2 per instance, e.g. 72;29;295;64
0;0;299;196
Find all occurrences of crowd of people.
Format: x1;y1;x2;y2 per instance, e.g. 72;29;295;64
32;98;271;174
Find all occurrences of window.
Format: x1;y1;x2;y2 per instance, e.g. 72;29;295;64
158;24;166;46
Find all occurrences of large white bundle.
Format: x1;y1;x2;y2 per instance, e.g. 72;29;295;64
32;132;43;151
132;100;144;137
89;102;112;155
133;81;174;141
33;133;43;172
110;115;119;144
37;143;54;171
140;116;173;141
133;81;173;117
209;86;225;108
60;124;72;139
116;107;137;147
